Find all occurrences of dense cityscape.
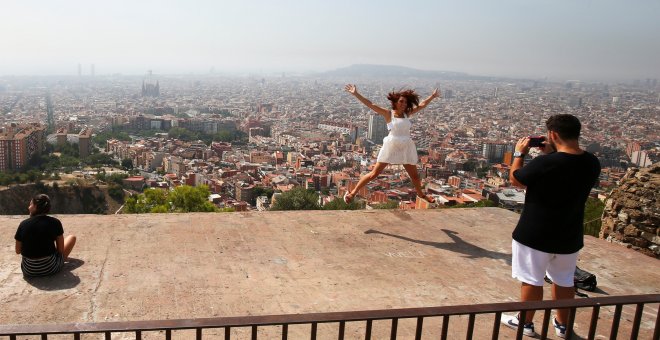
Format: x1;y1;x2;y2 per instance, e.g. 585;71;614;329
1;67;658;213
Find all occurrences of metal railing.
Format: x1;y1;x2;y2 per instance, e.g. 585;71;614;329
1;294;658;340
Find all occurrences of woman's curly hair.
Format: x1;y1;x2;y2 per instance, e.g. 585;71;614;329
387;89;420;113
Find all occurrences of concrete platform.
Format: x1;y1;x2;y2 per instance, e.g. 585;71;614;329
1;208;658;339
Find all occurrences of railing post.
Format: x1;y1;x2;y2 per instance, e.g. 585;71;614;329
466;314;475;340
414;316;424;340
654;304;660;340
566;307;576;339
610;304;623;340
364;319;372;340
441;315;449;340
540;308;551;339
282;324;288;340
338;321;345;340
310;322;317;340
630;303;644;340
390;318;398;340
491;311;501;340
196;328;202;340
225;326;231;340
588;305;600;340
516;310;527;340
251;325;257;340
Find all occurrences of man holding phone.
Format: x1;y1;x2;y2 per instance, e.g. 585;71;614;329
501;114;601;338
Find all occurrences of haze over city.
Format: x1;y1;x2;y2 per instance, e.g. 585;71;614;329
2;0;660;82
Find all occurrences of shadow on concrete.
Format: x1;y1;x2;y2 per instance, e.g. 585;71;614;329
365;228;511;265
24;258;84;291
575;286;609;298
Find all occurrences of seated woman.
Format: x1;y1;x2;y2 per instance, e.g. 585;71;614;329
14;194;76;277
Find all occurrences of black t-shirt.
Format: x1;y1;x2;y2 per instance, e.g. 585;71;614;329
14;215;64;258
512;151;601;254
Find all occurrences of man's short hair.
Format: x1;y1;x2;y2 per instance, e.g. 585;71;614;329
546;114;581;140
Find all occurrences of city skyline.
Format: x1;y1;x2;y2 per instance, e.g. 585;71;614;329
1;0;660;82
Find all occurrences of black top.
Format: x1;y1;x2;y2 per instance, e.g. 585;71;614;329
14;215;64;258
512;151;601;254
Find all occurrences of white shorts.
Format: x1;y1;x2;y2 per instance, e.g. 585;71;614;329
511;240;578;287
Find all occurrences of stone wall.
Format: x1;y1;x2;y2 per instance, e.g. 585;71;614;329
600;163;659;258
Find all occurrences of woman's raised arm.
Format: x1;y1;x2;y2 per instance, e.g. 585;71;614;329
345;84;389;116
410;88;441;116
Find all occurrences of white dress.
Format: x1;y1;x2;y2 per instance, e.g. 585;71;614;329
376;111;418;165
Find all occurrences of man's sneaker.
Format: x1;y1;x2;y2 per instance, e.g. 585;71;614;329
553;318;567;338
501;314;537;337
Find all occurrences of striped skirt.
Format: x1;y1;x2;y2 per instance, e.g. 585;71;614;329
21;252;64;277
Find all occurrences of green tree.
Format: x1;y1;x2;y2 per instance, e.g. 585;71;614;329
93;130;131;145
121;158;134;170
372;200;400;209
150;205;170;213
125;188;168;213
108;184;125;201
251;186;274;205
448;200;497;209
85;153;118;168
168;127;199;141
323;197;362;210
169;185;217;212
124;185;218;213
214;130;233;142
583;197;605;237
271;187;320;210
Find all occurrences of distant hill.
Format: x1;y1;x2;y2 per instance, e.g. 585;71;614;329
322;64;491;80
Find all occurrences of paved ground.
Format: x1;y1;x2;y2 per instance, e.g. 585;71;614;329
0;208;658;339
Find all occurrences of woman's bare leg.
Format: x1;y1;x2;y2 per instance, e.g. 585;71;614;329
63;235;76;260
403;164;434;202
345;162;389;202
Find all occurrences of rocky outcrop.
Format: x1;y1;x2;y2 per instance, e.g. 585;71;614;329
600;163;660;258
0;182;118;215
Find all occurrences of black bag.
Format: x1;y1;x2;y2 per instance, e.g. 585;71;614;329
573;266;597;292
543;266;597;298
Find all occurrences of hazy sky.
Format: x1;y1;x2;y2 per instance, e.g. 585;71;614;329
2;0;659;81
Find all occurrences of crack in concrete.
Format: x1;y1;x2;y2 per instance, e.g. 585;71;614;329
88;234;113;322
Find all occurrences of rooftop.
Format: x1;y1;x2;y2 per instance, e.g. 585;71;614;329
1;208;658;338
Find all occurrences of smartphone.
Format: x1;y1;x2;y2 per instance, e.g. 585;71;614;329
528;136;546;147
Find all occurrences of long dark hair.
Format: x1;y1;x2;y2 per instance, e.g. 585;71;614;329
31;194;51;216
387;89;420;113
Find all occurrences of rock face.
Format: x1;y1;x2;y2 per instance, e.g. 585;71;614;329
0;183;115;215
600;163;660;258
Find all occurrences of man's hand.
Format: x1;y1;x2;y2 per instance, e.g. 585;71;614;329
516;137;531;155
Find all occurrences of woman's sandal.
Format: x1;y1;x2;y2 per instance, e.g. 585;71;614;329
343;192;354;204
